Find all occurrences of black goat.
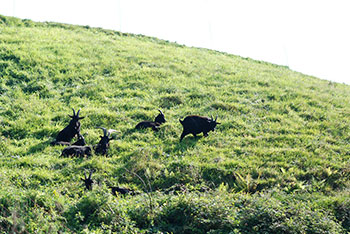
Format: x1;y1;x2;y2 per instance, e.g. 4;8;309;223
51;133;85;146
51;108;85;145
109;186;138;196
94;127;116;156
72;133;86;146
179;115;220;141
81;171;94;190
135;109;166;131
80;170;136;196
61;145;92;157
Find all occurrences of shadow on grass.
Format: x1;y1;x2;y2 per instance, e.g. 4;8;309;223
26;140;52;155
121;126;166;139
172;136;202;153
121;128;138;138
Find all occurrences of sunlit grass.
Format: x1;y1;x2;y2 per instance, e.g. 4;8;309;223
0;15;350;232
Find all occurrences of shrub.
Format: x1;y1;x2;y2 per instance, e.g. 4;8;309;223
64;190;140;233
237;195;342;234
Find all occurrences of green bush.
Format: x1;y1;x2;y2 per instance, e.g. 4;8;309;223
237;196;342;234
64;190;140;233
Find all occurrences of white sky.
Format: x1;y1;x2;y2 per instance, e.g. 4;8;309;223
1;0;350;84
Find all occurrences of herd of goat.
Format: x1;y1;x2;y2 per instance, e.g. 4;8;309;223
49;108;220;194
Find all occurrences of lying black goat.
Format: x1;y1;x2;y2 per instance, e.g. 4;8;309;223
109;186;138;196
80;171;137;196
94;127;116;156
61;145;92;157
51;108;84;145
135;109;166;131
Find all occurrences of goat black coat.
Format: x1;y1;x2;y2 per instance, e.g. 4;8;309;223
72;133;86;146
61;145;92;157
81;171;94;190
179;115;220;141
135;110;166;131
94;128;116;156
110;186;137;196
135;121;161;131
52;108;84;145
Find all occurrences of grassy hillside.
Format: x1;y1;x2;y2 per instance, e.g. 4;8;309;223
0;15;350;233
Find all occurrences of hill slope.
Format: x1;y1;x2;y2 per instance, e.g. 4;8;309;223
0;15;349;233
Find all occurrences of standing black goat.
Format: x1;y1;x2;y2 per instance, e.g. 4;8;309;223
94;127;116;156
135;109;166;131
51;108;85;145
179;115;220;141
81;170;94;190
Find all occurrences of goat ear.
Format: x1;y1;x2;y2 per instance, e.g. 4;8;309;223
79;116;85;120
68;115;73;118
216;122;221;124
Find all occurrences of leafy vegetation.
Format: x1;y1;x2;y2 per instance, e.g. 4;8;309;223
1;15;350;233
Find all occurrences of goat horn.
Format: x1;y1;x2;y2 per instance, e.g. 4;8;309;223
84;171;87;179
158;109;163;115
77;109;81;117
88;170;93;179
210;115;213;121
98;127;107;136
72;108;76;116
215;115;218;122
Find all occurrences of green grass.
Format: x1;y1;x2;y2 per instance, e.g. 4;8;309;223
1;15;350;233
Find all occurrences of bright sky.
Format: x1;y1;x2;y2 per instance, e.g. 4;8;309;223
1;0;349;84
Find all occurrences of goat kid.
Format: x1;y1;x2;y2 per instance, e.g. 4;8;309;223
94;127;116;156
81;170;94;190
72;133;86;146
